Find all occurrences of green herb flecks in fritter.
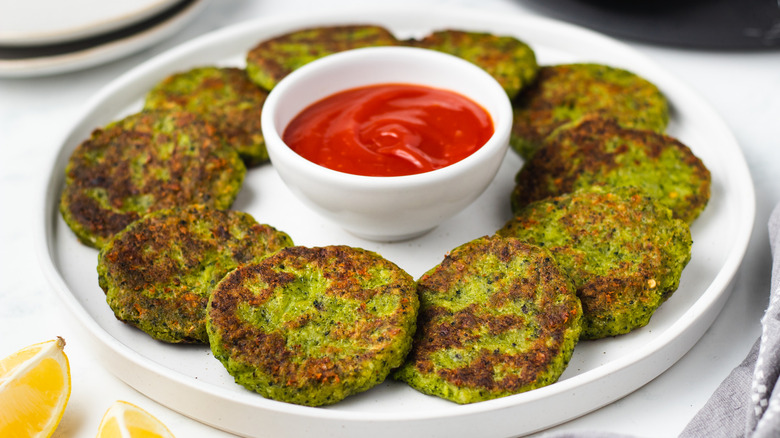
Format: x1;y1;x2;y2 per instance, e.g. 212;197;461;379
97;205;293;343
144;66;271;166
206;245;418;406
59;110;246;248
511;117;711;224
245;25;400;91
394;236;581;404
498;187;692;339
511;63;669;158
406;29;538;99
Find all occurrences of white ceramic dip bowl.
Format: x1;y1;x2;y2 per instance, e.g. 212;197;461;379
261;46;512;241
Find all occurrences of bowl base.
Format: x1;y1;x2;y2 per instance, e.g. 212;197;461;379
345;226;436;243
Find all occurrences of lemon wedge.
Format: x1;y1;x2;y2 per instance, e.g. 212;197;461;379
97;400;175;438
0;336;71;438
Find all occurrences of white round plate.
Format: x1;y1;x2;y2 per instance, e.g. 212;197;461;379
0;0;208;78
37;6;754;438
0;0;180;46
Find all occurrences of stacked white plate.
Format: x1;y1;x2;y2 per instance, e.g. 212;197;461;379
0;0;209;77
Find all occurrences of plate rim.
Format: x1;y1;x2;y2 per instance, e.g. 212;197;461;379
35;5;756;436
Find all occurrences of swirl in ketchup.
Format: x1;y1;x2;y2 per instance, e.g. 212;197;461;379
282;83;494;177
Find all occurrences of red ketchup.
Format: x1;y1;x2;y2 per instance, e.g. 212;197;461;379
282;83;494;177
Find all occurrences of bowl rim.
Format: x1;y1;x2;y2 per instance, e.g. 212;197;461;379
261;45;513;189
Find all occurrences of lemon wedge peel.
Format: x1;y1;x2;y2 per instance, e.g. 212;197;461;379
0;336;71;438
97;400;175;438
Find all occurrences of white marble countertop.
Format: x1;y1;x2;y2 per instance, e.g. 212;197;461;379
2;1;779;437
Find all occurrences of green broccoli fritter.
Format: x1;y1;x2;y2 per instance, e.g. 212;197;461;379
511;117;711;224
59;110;246;248
510;63;669;158
406;29;538;99
144;66;271;166
97;205;293;343
498;187;692;339
394;236;581;404
245;25;400;90
207;245;418;406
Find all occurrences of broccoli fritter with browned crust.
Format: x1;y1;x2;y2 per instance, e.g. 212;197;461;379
206;245;418;406
97;205;293;343
245;25;400;90
406;29;538;99
510;63;669;158
498;187;692;339
511;117;711;224
59;110;246;249
394;236;581;404
144;66;271;166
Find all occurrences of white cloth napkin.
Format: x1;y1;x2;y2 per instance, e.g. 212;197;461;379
543;203;780;438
